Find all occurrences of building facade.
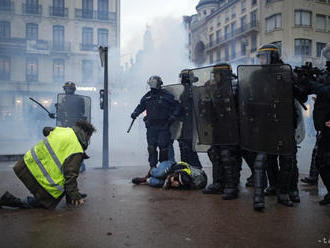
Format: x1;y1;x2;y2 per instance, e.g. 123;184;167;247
184;0;330;66
0;0;120;144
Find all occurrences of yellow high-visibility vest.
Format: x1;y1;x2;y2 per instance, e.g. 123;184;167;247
24;127;83;199
176;161;192;176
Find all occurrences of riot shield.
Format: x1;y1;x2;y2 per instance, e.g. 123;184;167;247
162;84;184;140
56;93;91;127
238;64;295;155
191;65;239;147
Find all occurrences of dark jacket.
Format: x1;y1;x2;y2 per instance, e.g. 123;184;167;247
13;126;89;209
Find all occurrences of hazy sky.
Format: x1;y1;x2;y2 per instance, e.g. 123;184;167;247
120;0;199;64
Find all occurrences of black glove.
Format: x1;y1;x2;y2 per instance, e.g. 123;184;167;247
131;113;137;119
49;113;56;119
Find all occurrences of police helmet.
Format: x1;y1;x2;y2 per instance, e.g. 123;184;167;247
322;43;330;61
63;81;76;94
256;44;281;65
147;75;163;89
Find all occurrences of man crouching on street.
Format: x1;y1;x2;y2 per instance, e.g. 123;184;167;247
0;120;96;209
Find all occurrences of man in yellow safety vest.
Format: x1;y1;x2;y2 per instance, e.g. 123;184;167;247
0;120;95;209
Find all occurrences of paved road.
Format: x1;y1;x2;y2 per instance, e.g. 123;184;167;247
0;163;329;248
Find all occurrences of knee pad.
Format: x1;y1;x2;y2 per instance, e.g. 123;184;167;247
147;145;157;154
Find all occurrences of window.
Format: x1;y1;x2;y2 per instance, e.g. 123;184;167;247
225;45;230;61
52;0;65;16
98;0;109;20
26;23;38;40
0;0;12;10
53;59;65;82
216;30;221;43
217;15;221;26
295;10;312;26
316;42;326;57
231;41;236;59
216;49;221;62
225;11;230;22
231;7;236;18
241;40;247;56
241;16;247;32
225;25;230;39
241;0;246;13
0;22;10;39
25;0;40;14
209;52;214;64
209;34;214;47
251;33;257;52
82;27;93;49
316;14;326;31
266;14;282;32
98;29;108;46
0;56;10;80
231;22;236;36
53;25;64;49
271;41;282;56
26;57;38;82
82;0;93;18
82;60;93;82
295;39;312;56
250;10;257;27
251;0;257;6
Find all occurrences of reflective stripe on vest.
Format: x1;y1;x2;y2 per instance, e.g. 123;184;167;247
176;161;192;176
24;127;83;199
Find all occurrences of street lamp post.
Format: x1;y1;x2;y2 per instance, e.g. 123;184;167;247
99;46;109;169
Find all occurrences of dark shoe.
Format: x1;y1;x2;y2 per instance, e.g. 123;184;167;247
132;177;147;185
79;193;87;199
319;194;330;205
0;191;29;208
278;194;294;207
289;190;300;203
264;186;277;196
300;177;318;185
202;183;224;194
253;195;265;211
223;189;238;200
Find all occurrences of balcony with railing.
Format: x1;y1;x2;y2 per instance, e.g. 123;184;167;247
22;3;42;15
49;6;68;17
80;43;98;51
0;1;14;12
75;9;116;22
206;22;259;51
0;37;26;51
51;42;71;52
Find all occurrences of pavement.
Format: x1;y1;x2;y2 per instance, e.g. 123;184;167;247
0;161;330;248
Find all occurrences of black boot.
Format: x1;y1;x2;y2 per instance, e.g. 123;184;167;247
277;155;295;207
278;194;294;207
202;183;224;194
319;194;330;205
253;153;267;211
0;191;30;209
289;157;300;203
301;139;319;186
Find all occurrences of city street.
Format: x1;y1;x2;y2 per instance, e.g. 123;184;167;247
1;162;329;248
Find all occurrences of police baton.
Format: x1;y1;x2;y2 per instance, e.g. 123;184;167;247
127;118;136;133
29;97;53;116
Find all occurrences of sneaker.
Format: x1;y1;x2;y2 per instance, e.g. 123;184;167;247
132;177;147;185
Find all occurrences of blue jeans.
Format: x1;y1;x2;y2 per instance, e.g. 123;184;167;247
148;160;173;187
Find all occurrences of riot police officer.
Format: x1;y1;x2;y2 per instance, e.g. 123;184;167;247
178;69;202;169
238;44;307;210
131;76;181;183
308;43;330;205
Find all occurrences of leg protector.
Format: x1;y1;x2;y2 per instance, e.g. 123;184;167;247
253;153;267;210
277;155;294;207
147;145;158;168
159;148;169;162
222;149;238;200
